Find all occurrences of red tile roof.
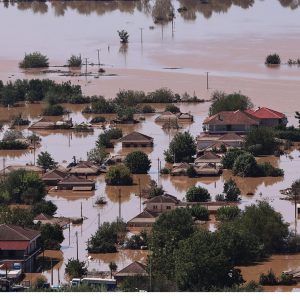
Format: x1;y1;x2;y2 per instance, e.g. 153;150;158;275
245;107;286;119
203;110;259;126
115;261;147;277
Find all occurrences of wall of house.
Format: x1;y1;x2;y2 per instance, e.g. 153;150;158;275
146;203;175;212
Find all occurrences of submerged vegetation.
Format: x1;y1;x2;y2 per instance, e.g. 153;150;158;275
265;53;281;65
19;52;49;68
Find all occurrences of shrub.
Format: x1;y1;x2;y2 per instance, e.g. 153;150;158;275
115;90;147;106
187;165;197;178
116;106;135;121
125;231;148;250
37;151;57;171
41;223;64;250
0;140;28;150
87;147;108;165
85;96;116;113
141;105;155;113
124;151;151;174
65;259;88;280
164;131;196;163
223;179;241;202
105;164;133;186
160;167;170;175
265;53;281;65
19;52;49;68
68;54;82;67
32;200;57;216
190;205;209;221
279;273;296;286
259;269;278;286
165;104;180;114
215;194;225;202
96;128;123;148
43;104;64;116
209;91;253;116
216;206;241;222
148;186;164;198
186;186;211;202
257;162;284;177
90;116;106;123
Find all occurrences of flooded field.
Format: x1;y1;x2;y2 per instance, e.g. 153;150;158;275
1;0;300;291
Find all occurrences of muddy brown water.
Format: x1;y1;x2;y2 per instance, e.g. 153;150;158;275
1;0;300;290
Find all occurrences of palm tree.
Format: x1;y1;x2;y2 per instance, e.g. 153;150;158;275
109;261;117;278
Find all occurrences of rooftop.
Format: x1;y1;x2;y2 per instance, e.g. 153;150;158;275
245;107;286;119
119;131;153;142
0;224;40;241
115;261;148;277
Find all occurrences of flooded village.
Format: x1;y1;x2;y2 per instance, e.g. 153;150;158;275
1;0;300;294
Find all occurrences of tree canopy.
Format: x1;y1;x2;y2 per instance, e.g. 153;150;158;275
185;186;211;202
164;131;196;163
37;151;58;171
209;91;253;116
105;164;133;186
124;151;151;174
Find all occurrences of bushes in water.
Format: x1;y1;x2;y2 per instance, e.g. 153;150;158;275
190;205;209;221
68;54;82;67
105;164;133;186
186;186;211;202
19;52;49;68
90;116;106;123
265;53;281;65
96;128;123;148
0;140;28;150
43;104;64;116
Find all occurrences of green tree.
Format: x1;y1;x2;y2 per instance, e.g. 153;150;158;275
105;164;133;186
164;131;196;163
209;91;253;116
88;220;126;253
165;104;180;114
190;205;209;221
186;186;211;202
0;170;46;204
109;262;118;278
65;259;88;280
116;106;135;121
125;151;151;174
245;127;277;155
19;52;49;68
68;54;82;67
223;179;241;202
150;209;194;279
232;153;258;177
0;206;34;227
87;147;108;165
43;104;64;116
37;151;58;171
41;224;64;250
216;206;241;222
221;149;247;169
174;230;244;291
31;200;57;216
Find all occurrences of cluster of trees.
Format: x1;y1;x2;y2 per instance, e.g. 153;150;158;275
259;269;295;286
105;164;133;186
19;52;49;68
0;78;84;106
87;219;126;253
222;149;284;177
147;201;300;291
265;53;281;65
36;151;58;171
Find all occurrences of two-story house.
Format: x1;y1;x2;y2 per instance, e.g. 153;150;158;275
0;224;41;273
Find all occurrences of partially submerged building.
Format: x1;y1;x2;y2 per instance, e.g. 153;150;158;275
119;132;153;148
57;174;96;191
114;261;148;283
42;168;68;185
0;224;41;273
69;161;100;176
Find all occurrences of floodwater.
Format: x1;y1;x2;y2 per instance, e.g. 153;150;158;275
0;0;300;290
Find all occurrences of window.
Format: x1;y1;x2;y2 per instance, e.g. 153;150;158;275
153;205;158;210
166;206;171;210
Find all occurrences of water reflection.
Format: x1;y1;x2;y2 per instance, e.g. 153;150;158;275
3;0;299;19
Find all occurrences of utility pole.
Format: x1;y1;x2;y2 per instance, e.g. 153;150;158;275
157;158;160;183
75;231;79;260
206;72;210;90
68;219;71;246
50;259;53;286
97;49;100;66
80;202;83;219
118;189;121;220
139;27;144;44
138;178;142;213
3;158;5;178
57;267;60;285
98;212;100;228
33;138;36;165
85;58;88;78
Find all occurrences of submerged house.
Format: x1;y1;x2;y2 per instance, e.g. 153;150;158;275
119;132;153;148
0;224;41;273
0;165;44;177
57;175;96;191
155;111;178;123
203;110;260;134
127;210;159;229
176;112;194;122
144;194;182;213
194;163;222;176
33;213;69;229
194;152;222;165
114;261;148;283
245;107;288;127
69;161;100;176
170;163;191;176
42;168;68;186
